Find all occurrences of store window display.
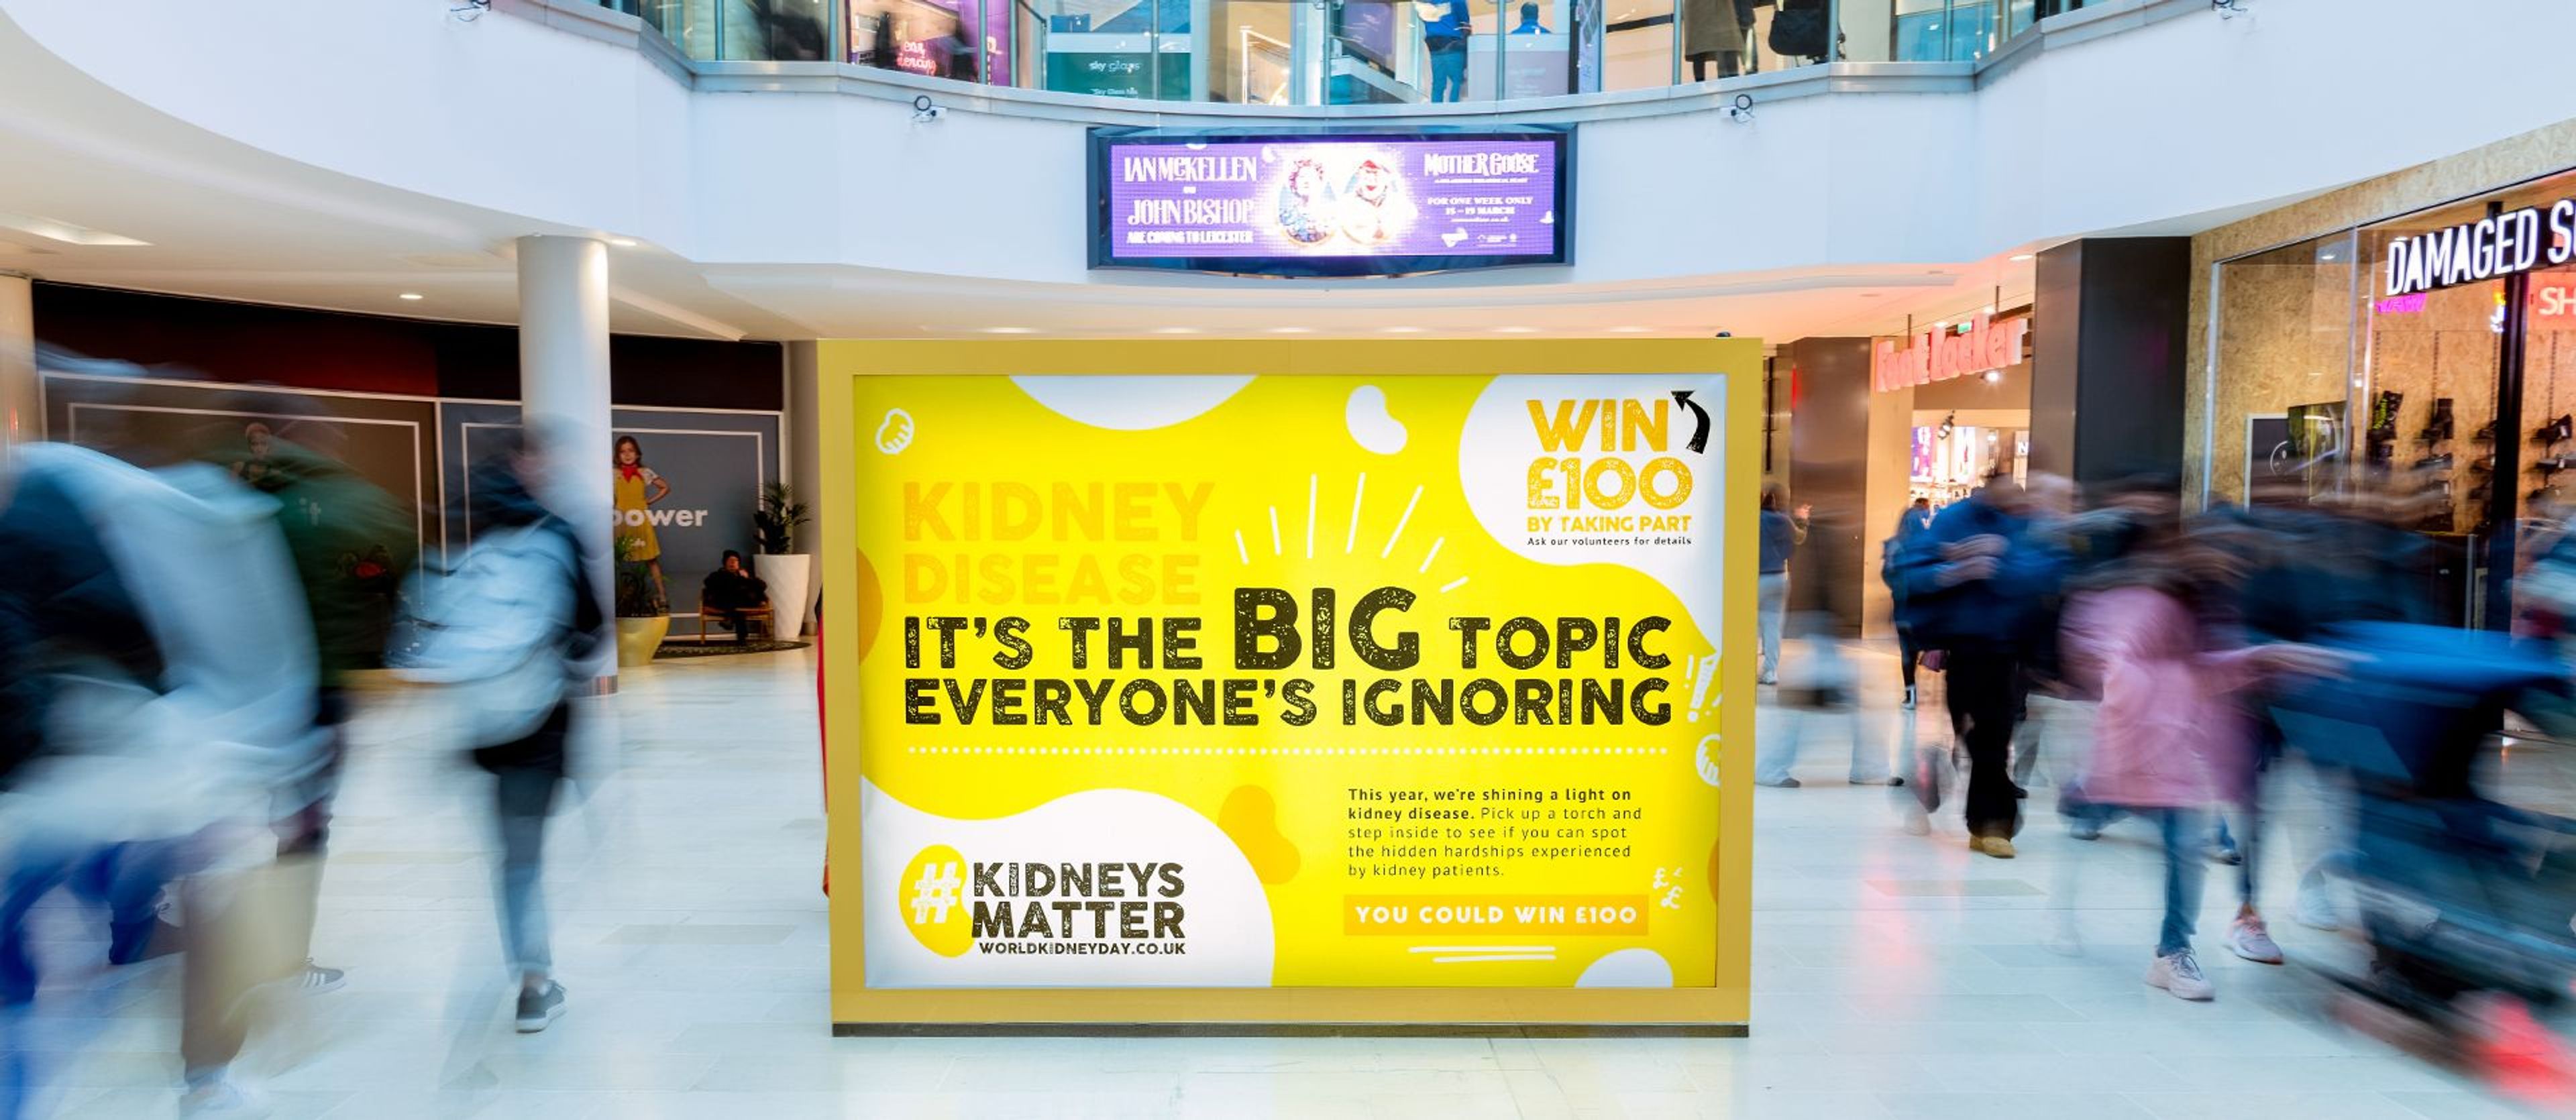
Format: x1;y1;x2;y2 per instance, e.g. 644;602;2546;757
2204;169;2576;630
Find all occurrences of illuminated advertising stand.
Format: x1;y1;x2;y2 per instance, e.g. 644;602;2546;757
818;340;1758;1031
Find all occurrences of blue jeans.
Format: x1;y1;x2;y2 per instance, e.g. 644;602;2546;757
1756;573;1788;680
0;839;187;1005
2149;807;2207;954
1428;40;1467;103
492;767;561;977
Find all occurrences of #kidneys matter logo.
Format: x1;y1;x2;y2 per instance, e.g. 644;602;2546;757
900;844;974;958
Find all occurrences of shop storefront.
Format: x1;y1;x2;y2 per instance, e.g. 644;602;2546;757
1879;311;2034;511
2203;164;2576;630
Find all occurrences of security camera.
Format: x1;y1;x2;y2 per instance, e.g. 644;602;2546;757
1715;331;1734;339
912;95;945;123
1724;93;1754;125
2212;0;2249;17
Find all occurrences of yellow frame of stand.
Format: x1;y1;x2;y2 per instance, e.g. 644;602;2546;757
816;339;1760;1030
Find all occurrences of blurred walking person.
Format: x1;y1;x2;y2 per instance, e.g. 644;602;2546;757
1756;486;1807;685
392;434;599;1033
1900;472;2061;857
2056;486;2339;1001
0;437;329;1116
228;411;411;996
1886;497;1933;708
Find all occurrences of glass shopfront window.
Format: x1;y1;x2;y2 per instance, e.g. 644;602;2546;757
2206;168;2576;630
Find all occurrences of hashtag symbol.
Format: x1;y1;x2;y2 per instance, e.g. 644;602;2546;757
909;860;963;925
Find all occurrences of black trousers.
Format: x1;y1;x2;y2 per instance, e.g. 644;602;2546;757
712;606;755;642
1896;623;1920;689
1943;648;2023;839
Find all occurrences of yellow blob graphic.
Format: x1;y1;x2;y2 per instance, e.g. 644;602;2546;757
897;844;974;958
1217;786;1301;886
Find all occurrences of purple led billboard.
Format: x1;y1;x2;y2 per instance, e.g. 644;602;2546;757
1089;129;1572;277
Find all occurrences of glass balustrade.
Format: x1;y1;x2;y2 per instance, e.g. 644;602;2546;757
595;0;2102;103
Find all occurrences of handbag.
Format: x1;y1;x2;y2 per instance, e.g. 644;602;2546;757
1768;4;1827;58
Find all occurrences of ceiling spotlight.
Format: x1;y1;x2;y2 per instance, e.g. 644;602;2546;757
2009;253;2036;262
1151;326;1199;335
1381;326;1426;333
981;326;1035;334
1268;326;1313;334
397;292;425;301
1935;321;1949;329
1981;304;1996;315
1495;325;1538;334
1982;370;2002;384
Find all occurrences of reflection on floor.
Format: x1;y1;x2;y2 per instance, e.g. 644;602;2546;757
7;645;2561;1118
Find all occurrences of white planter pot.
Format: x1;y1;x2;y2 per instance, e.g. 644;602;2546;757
755;553;813;641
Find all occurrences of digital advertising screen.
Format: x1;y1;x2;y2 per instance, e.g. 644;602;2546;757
1088;127;1574;278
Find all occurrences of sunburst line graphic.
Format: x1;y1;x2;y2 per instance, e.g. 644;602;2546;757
1304;473;1318;559
1344;473;1367;555
1232;473;1468;598
1379;485;1424;559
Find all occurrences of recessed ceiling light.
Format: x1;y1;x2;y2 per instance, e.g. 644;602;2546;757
1982;370;2002;383
1381;326;1426;333
1935;321;1949;329
1151;326;1199;335
1495;326;1539;334
981;327;1036;334
397;292;425;301
2009;253;2035;262
607;237;639;248
1268;326;1313;334
1982;304;1996;315
0;211;148;247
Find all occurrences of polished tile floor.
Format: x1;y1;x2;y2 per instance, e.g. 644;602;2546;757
7;642;2565;1118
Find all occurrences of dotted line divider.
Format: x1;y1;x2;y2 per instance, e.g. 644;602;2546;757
900;746;1672;757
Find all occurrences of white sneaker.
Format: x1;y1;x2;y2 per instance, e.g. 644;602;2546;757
180;1076;271;1119
2226;915;2284;965
2294;888;2341;932
1902;686;1917;710
2145;948;2215;1001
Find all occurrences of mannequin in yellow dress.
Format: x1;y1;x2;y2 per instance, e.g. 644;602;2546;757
612;435;672;614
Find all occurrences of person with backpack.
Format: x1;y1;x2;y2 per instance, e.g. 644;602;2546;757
393;435;600;1033
1900;471;2063;858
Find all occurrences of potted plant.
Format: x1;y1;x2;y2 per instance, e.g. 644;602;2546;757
752;481;814;640
612;534;670;666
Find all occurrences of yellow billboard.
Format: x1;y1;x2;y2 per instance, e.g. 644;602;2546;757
820;340;1758;1028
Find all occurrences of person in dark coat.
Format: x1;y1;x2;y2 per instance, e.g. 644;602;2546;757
1900;472;2064;857
700;551;770;645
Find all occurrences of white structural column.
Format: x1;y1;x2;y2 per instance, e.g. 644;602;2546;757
517;235;615;684
0;272;36;459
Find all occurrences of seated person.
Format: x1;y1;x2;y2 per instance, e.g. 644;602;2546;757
700;550;769;644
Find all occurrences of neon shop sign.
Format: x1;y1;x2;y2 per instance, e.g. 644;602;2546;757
2383;198;2576;297
1872;314;2029;393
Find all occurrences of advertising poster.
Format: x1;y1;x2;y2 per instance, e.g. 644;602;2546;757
444;404;778;618
43;373;434;561
1099;133;1565;264
823;345;1756;1025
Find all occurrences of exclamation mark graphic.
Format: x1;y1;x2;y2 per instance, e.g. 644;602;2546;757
1685;653;1719;722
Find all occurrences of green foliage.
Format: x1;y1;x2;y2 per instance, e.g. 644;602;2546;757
754;482;811;555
